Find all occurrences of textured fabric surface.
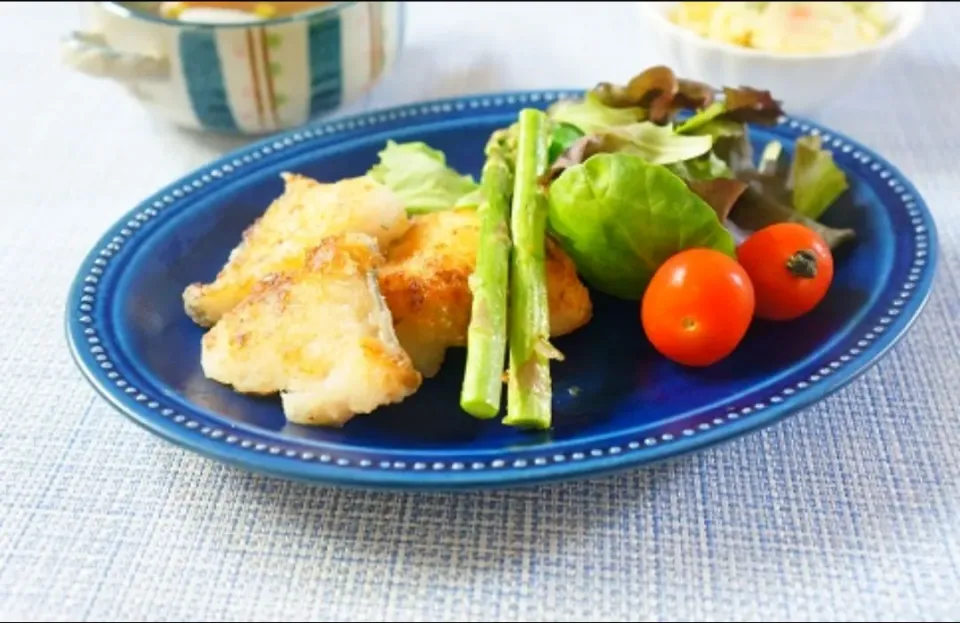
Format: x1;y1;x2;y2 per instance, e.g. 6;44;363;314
2;3;959;621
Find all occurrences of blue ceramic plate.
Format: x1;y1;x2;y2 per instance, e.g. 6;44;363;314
66;91;938;491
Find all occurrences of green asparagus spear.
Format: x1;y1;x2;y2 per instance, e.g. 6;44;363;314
460;130;515;418
503;109;556;430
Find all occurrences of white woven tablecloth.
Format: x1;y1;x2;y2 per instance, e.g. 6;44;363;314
2;2;959;621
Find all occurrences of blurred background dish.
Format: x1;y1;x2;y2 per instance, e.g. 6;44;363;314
60;1;406;135
638;1;925;115
668;2;892;56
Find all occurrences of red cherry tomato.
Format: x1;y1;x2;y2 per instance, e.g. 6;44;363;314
736;223;834;321
641;248;755;367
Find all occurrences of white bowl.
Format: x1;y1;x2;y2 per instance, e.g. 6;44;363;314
637;2;926;116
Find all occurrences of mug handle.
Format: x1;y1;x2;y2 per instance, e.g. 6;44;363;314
61;31;170;82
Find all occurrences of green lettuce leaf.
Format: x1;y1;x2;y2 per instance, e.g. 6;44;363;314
730;185;855;250
613;123;713;164
726;138;855;249
453;187;484;209
676;86;783;134
367;140;479;214
553;120;711;163
548;92;645;135
790;135;849;220
548;122;585;164
693;119;749;140
667;151;733;181
544;134;624;183
734;136;851;228
545;128;729;216
546;152;736;300
544;124;713;183
676;101;726;134
667;153;745;221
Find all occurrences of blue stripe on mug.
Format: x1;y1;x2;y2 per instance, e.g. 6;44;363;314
179;30;239;133
306;14;343;117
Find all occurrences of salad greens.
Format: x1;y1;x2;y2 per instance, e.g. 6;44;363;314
717;86;786;125
590;65;714;124
686;178;749;223
678;87;785;132
611;122;713;165
549;92;645;135
547;122;585;164
547;125;712;174
789;135;850;220
547;153;736;300
730;185;855;250
667;151;733;181
367;140;479;214
362;64;859;431
730;137;855;248
549;94;713;166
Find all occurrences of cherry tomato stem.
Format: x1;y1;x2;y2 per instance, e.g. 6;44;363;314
784;249;819;279
737;223;834;321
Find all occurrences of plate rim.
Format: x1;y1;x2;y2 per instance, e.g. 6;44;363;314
65;89;940;491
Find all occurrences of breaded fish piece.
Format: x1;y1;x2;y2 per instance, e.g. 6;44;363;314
200;233;422;427
378;207;592;377
184;172;410;327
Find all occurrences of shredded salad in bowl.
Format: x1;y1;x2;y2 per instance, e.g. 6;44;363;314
669;2;892;55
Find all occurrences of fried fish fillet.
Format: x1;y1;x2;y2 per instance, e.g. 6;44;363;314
378;207;593;377
183;172;410;327
200;233;422;427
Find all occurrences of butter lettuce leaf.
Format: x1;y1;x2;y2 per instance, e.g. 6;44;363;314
546;153;736;300
548;122;586;164
367;140;479;214
667;151;733;181
548;90;712;166
613;123;713;164
544;123;713;184
790;135;849;220
547;134;737;220
545;134;625;183
548;92;646;135
676;102;727;134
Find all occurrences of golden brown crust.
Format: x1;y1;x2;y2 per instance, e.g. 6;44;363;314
377;208;593;377
183;172;409;327
189;174;594;420
544;236;594;336
200;232;421;427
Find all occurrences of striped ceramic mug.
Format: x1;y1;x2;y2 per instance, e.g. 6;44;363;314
61;2;405;135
